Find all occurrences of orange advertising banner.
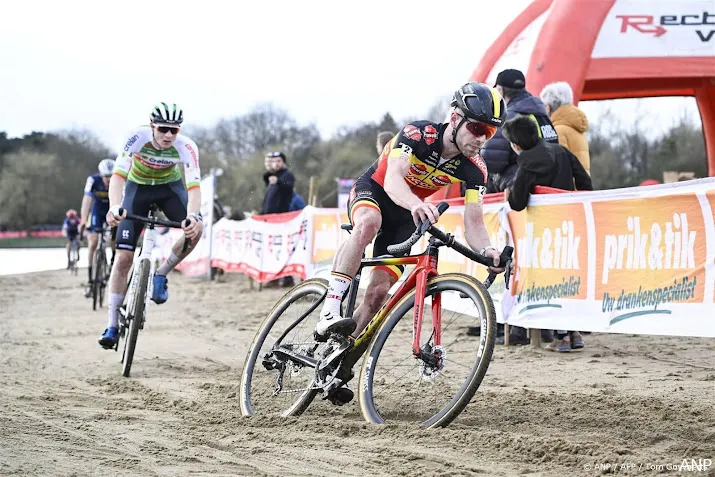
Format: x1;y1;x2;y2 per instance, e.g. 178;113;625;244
503;180;715;337
593;194;707;321
508;203;589;306
311;210;343;265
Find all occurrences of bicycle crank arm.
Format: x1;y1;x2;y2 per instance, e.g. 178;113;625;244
316;335;353;372
272;347;319;369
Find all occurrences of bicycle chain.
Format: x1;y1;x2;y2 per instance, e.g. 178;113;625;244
274;385;321;394
268;338;346;395
283;341;321;347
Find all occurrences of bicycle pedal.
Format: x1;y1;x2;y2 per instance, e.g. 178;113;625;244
325;386;354;406
313;331;328;343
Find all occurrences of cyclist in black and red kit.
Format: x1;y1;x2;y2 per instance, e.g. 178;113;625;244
316;81;508;339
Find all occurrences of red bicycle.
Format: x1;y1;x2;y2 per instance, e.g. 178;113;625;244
240;202;513;428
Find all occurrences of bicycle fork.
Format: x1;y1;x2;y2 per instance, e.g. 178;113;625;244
412;256;441;346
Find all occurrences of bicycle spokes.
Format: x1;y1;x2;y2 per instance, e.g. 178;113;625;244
366;283;489;423
243;285;328;416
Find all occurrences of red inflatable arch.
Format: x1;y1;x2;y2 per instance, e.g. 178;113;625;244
431;0;715;202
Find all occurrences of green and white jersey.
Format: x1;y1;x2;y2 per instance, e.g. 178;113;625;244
114;126;201;190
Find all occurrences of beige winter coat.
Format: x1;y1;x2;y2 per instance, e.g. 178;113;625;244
551;104;590;175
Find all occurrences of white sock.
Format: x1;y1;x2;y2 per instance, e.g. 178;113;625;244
157;252;180;276
321;272;352;317
108;293;126;328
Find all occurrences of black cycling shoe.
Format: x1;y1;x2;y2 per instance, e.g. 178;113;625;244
327;385;354;406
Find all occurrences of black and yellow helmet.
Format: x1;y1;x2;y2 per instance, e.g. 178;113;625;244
450;82;507;127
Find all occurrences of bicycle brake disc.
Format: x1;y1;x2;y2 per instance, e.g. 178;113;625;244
419;345;446;381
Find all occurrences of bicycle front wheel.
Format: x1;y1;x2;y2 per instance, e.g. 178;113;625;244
240;278;330;418
98;248;108;308
122;258;150;378
69;242;79;275
358;273;497;428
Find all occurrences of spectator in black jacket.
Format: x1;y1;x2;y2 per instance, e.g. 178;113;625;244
502;115;593;351
262;151;295;215
482;69;559;193
262;151;296;288
503;115;592;212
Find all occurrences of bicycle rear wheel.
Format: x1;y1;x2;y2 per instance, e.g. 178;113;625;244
92;249;105;310
240;278;330;418
358;273;496;428
122;259;150;378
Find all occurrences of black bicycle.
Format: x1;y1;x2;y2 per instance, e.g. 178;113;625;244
114;205;190;377
68;237;81;275
91;225;114;310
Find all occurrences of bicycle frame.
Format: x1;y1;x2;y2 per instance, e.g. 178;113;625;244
338;239;443;373
92;226;109;266
125;217;159;316
97;225;110;251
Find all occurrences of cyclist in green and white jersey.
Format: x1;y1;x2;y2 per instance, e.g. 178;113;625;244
98;103;204;349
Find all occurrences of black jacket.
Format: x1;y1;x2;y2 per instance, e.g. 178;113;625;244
481;90;558;192
261;168;295;214
507;141;593;212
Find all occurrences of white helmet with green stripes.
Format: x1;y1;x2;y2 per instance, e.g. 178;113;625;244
150;102;184;125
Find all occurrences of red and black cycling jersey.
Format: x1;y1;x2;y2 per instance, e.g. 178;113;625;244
364;120;489;204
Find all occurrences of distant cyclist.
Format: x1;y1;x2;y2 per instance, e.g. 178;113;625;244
62;209;81;268
98;103;204;349
80;158;115;297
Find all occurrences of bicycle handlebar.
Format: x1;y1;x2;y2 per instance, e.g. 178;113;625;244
118;208;190;229
386;202;450;255
386;201;514;289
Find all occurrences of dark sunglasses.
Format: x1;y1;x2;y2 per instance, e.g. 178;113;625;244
464;120;497;140
157;126;180;134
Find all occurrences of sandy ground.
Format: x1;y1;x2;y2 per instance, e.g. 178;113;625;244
1;269;714;477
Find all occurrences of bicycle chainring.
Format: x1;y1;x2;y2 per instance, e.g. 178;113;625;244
314;335;352;393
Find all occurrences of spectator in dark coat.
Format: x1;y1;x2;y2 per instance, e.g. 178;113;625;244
503;116;592;212
502;115;593;351
261;151;295;215
261;151;297;288
482;69;559;193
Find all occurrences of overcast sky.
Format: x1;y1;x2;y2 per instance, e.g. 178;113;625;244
0;0;700;154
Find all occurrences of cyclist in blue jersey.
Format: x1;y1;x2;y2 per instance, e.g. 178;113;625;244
80;159;115;297
62;209;81;268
